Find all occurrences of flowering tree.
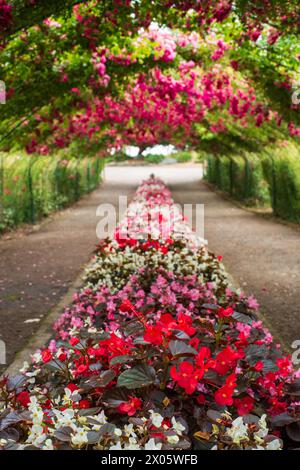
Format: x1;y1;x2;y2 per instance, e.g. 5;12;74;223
0;1;299;155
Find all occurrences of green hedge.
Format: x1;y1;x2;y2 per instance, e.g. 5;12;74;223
261;144;300;222
205;154;270;207
0;153;104;232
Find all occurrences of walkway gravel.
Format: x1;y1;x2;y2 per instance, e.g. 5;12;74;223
1;164;300;372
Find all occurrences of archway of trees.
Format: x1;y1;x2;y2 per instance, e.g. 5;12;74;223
0;0;299;156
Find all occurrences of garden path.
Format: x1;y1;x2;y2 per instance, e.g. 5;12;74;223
1;164;300;372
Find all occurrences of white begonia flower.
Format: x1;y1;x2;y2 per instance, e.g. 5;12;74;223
25;368;41;378
167;435;180;445
20;361;30;373
125;442;141;450
227;417;249;444
254;434;265;445
95;410;107;424
92;424;101;432
26;424;47;446
63;387;78;403
149;410;164;428
124;424;137;438
78;416;87;425
266;439;282;451
27;378;36;385
31;352;42;363
69;327;79;336
258;414;268;430
110;442;123;450
85;317;93;327
171;417;186;435
53;408;76;429
71;428;88;447
87;327;98;334
43;439;54;450
28;397;44;424
114;428;122;437
255;414;269;439
254;428;269;440
144;438;162;450
30;408;44;424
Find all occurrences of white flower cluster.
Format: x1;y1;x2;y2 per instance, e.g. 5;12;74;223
17;396;188;451
211;414;282;450
110;411;187;450
85;242;228;292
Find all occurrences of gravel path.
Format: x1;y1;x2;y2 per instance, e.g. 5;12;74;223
1;164;300;371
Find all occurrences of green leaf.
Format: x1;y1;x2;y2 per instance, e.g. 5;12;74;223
117;364;156;389
169;340;197;357
286;423;300;443
101;387;131;407
232;311;253;324
81;370;115;391
110;355;134;366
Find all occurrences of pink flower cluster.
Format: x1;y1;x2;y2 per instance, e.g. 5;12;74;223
0;0;12;32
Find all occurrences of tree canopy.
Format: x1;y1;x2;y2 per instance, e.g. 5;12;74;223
0;0;299;156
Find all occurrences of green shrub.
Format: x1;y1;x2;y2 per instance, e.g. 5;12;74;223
174;151;192;163
0;153;104;232
144;154;165;164
262;143;300;221
205;154;270;207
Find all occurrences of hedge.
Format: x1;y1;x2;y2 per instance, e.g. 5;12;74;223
0;153;104;232
261;143;300;222
205;154;270;207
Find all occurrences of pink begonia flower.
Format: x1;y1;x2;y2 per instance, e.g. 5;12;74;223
262;329;273;345
294;369;300;379
48;340;57;353
247;295;260;310
252;320;263;329
236;323;252;338
71;317;84;328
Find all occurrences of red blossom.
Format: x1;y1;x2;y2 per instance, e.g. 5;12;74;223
66;383;79;393
16;391;30;408
144;325;164;346
276;356;292;378
215;375;237;406
214;346;244;375
69;337;80;347
196;394;206;405
217;306;234;319
254;361;264;372
79;400;91;409
118;397;142;416
170;361;204;395
41;349;52;363
234;396;254;416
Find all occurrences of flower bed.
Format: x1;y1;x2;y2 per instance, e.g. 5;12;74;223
1;176;300;451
